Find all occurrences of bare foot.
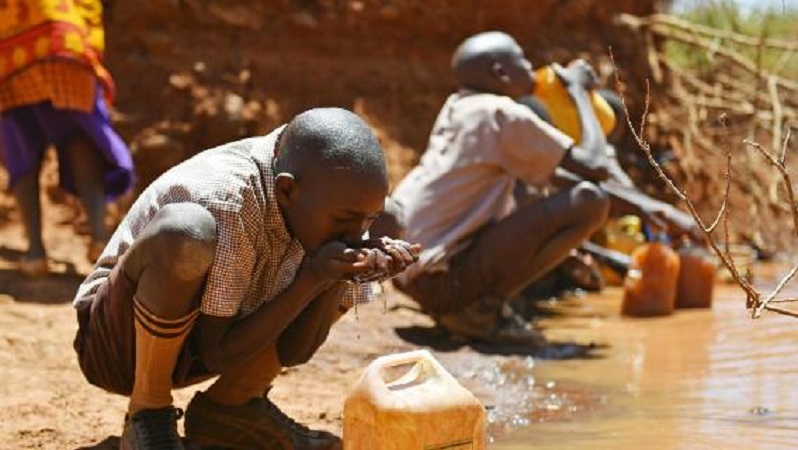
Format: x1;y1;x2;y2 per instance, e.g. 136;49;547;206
19;257;49;277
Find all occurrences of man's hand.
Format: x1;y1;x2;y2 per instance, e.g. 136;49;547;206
351;237;422;283
553;59;599;91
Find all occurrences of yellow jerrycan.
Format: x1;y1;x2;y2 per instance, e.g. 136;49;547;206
343;349;486;450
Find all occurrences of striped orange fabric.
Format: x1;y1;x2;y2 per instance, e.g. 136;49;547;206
0;59;96;112
0;0;114;113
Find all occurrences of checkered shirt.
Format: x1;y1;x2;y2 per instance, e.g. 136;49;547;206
73;128;376;317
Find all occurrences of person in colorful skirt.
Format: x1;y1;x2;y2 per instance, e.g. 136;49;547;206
0;0;135;275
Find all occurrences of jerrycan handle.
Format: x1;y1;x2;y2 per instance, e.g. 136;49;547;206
362;349;447;395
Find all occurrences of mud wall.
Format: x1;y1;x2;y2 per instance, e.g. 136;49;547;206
105;0;663;188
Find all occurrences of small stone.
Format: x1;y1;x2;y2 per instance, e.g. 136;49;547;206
750;406;771;416
169;73;193;90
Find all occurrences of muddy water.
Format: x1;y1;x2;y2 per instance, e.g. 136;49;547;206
492;273;798;449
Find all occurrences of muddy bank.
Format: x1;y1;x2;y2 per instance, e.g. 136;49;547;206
2;234;797;449
0;168;794;448
103;0;660;189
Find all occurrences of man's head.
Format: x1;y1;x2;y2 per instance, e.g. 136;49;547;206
273;107;388;253
451;31;534;98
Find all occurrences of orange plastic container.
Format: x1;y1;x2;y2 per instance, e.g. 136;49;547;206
343;350;486;450
675;242;716;309
622;237;680;317
594;216;646;286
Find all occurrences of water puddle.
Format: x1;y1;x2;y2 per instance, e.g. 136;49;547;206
486;265;798;448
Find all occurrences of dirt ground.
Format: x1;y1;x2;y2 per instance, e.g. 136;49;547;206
0;179;407;449
0;3;664;446
0;126;633;448
4;2;786;448
0;161;598;449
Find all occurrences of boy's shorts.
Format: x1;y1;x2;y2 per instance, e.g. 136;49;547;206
73;254;213;396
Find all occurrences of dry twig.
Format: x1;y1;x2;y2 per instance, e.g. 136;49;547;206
610;49;797;319
617;10;796;266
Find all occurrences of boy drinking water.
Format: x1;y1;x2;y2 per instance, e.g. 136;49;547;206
73;108;420;449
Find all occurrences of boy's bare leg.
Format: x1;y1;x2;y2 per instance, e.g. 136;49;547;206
204;344;283;405
63;134;108;262
203;305;349;405
119;203;217;450
123;203;217;321
187;308;349;450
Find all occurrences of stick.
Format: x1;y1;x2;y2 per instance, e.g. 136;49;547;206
610;52;758;301
617;13;798;53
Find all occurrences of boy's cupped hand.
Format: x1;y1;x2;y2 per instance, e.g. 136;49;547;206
306;238;422;284
352;237;423;283
360;237;421;279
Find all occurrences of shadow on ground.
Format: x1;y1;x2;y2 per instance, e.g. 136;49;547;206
75;436;119;450
0;246;83;304
394;324;606;360
76;436;199;450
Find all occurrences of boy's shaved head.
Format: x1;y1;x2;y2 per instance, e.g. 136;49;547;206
451;31;534;98
272;108;389;252
274;107;386;181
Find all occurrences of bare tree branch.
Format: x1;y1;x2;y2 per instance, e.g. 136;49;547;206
610;48;798;319
617;13;798;53
780;125;793;165
616;14;798;94
757;261;798;316
610;12;798;319
744;139;798;236
707;150;732;233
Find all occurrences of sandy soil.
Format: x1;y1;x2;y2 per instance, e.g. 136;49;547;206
0;160;596;449
0;3;788;448
2;162;792;450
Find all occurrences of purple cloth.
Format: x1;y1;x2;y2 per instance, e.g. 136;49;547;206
0;86;135;201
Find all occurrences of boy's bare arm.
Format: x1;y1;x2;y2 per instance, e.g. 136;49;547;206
197;239;420;373
196;241;369;373
276;238;421;365
276;281;348;367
